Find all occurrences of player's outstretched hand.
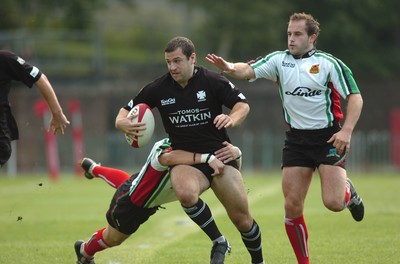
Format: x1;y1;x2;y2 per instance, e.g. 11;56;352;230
49;112;70;135
205;54;234;72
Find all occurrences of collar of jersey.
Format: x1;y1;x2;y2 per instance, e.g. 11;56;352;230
291;49;316;59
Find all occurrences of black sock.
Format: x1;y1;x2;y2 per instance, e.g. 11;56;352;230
182;199;222;241
241;220;263;263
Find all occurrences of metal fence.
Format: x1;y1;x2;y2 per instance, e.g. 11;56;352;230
85;129;395;174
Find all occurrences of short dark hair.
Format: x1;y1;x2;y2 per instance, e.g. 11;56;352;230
164;37;195;59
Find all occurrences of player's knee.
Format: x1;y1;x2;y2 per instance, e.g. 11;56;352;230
284;198;304;216
0;140;12;166
231;214;253;232
177;191;199;207
323;198;344;212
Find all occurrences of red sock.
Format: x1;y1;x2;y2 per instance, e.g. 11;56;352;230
285;215;309;264
83;228;110;257
92;166;130;188
344;180;351;206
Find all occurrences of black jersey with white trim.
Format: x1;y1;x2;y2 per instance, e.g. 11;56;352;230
125;66;248;153
0;50;42;105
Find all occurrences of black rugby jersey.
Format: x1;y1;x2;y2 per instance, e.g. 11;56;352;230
0;50;42;140
0;50;42;105
125;66;248;153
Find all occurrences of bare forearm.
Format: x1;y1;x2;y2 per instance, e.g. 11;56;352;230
36;74;63;114
342;94;363;133
229;102;250;127
225;62;256;80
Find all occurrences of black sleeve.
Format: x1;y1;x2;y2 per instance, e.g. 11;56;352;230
0;50;42;88
211;71;248;109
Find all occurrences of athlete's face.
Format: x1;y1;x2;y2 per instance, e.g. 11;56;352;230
287;19;316;56
165;48;196;88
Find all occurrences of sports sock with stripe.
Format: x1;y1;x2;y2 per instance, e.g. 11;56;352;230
285;215;309;264
182;198;222;241
92;166;130;188
83;228;110;257
241;220;264;264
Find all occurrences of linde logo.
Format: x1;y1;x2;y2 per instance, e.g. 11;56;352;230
168;108;211;127
161;98;176;106
285;87;322;97
282;61;295;68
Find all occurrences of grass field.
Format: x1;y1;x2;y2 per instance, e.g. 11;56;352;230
0;171;399;264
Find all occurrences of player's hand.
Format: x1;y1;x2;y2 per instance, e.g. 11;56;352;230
205;54;235;72
209;157;225;176
327;129;352;155
214;114;233;129
215;141;241;163
120;114;147;137
49;112;70;135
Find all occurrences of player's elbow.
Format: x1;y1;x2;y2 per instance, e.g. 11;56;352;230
158;154;174;166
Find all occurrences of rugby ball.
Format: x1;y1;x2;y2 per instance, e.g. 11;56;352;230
125;103;155;148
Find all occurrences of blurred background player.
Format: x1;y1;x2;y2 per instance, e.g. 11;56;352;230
0;50;69;167
206;12;364;264
75;138;242;264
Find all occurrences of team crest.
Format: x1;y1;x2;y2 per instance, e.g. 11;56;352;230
309;64;320;74
197;90;206;102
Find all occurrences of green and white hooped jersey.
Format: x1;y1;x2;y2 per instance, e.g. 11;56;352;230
250;49;360;129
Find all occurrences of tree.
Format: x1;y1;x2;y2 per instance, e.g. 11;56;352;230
172;0;400;78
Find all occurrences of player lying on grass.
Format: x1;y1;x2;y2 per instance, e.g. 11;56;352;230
75;138;242;264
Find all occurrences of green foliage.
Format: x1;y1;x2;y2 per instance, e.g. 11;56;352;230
0;172;399;263
1;0;399;78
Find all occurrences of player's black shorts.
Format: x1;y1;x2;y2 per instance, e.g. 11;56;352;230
191;160;239;183
282;126;346;169
106;175;158;235
0;108;18;166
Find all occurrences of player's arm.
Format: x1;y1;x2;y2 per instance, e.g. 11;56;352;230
115;107;146;137
35;74;70;134
214;101;250;129
206;54;256;80
327;93;363;155
159;150;225;176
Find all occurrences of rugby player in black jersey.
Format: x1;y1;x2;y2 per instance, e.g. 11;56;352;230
116;37;264;264
0;50;69;167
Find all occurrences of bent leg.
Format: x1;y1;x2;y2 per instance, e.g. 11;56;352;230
92;166;130;188
318;164;348;211
211;166;263;264
171;165;224;241
81;225;129;258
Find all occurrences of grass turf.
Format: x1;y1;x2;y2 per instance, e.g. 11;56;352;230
0;171;399;263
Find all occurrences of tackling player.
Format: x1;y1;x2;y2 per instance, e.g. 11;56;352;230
206;12;364;264
75;138;242;264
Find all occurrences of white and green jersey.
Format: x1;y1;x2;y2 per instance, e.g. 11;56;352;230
249;49;360;129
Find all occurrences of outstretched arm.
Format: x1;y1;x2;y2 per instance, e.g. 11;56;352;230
35;74;70;134
206;54;256;80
